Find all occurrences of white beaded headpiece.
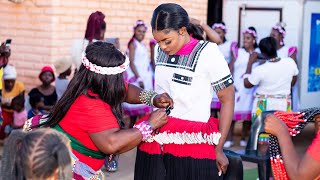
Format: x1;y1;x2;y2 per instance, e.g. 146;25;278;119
212;23;227;32
272;25;286;37
81;52;130;75
243;28;257;38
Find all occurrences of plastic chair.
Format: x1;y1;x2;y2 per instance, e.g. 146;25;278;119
224;149;243;180
237;111;276;180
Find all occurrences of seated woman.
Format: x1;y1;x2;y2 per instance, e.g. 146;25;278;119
264;114;320;179
24;42;173;179
29;66;57;112
244;37;298;119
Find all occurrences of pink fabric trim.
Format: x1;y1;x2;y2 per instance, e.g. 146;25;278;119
123;105;152;116
175;37;199;55
233;111;252;121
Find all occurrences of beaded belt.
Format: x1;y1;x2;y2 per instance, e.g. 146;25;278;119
255;94;291;99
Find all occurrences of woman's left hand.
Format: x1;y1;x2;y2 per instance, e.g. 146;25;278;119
215;149;229;175
153;93;174;108
264;114;288;137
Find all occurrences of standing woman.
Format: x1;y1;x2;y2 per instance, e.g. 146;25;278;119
244;37;298;119
225;27;259;148
134;3;235;180
270;24;300;111
123;20;154;127
211;22;237;117
72;11;106;71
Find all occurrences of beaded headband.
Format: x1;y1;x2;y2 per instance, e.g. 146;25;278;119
212;23;227;32
81;52;130;75
272;25;286;37
133;20;147;31
243;28;257;38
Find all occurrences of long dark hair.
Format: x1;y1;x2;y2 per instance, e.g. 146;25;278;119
151;3;204;40
0;129;72;180
46;42;126;127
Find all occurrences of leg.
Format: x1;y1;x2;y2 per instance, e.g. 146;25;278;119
224;121;235;148
240;121;251;146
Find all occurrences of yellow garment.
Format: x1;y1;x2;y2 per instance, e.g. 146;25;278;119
2;81;25;112
0;67;3;90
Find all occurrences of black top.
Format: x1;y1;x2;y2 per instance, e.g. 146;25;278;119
29;88;58;106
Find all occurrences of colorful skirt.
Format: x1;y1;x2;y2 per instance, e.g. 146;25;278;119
134;116;222;180
211;93;221;109
251;94;291;122
71;153;104;180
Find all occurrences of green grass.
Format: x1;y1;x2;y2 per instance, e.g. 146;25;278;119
244;168;258;180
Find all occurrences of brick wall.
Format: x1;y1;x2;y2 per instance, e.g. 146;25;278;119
0;0;208;91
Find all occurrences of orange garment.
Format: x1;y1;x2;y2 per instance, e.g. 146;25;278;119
1;81;25;112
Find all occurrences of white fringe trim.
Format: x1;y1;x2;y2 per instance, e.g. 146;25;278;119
145;131;221;145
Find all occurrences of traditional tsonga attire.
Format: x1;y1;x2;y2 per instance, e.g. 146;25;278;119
277;45;300;111
247;57;299;120
211;41;237;109
233;48;259;121
134;37;234;180
123;38;154;116
23;91;121;180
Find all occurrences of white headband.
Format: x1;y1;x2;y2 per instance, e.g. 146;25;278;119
243;29;257;38
81;52;130;75
212;23;227;32
272;25;286;37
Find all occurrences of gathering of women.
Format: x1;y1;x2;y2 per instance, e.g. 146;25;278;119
0;0;319;180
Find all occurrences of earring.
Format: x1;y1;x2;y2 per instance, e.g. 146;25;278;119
253;40;256;43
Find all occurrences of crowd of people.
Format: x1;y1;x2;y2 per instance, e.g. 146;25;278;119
0;2;319;180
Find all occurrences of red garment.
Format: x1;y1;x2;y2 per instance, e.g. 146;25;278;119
59;91;120;171
307;130;320;162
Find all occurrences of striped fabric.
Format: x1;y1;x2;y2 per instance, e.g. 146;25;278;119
71;152;104;180
211;74;233;92
156;41;208;72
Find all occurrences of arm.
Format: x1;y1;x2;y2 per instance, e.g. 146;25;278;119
129;42;144;88
265;114;320;180
244;52;259;88
216;85;235;151
228;52;236;74
89;109;167;154
150;44;156;71
190;18;222;44
125;84;174;108
291;76;297;87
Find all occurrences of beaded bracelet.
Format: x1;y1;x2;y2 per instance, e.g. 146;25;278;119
133;121;153;141
139;90;157;106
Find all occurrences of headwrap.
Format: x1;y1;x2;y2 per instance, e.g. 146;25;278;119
84;11;106;42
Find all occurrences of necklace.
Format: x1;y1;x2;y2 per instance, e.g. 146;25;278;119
267;57;281;62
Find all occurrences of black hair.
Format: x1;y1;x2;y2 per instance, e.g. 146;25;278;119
29;91;43;108
151;3;204;40
45;42;126;127
259;37;278;58
11;94;25;112
248;26;258;49
0;129;72;180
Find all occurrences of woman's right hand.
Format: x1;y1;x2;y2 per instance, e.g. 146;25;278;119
147;108;168;130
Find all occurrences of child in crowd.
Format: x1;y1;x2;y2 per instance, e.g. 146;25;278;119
0;64;25;139
28;92;45;119
11;94;27;129
54;57;72;100
0;129;72;180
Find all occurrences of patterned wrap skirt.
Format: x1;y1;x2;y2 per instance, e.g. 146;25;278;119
134;115;223;180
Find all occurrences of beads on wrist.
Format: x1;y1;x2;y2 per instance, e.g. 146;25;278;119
133;121;153;141
139;90;157;107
